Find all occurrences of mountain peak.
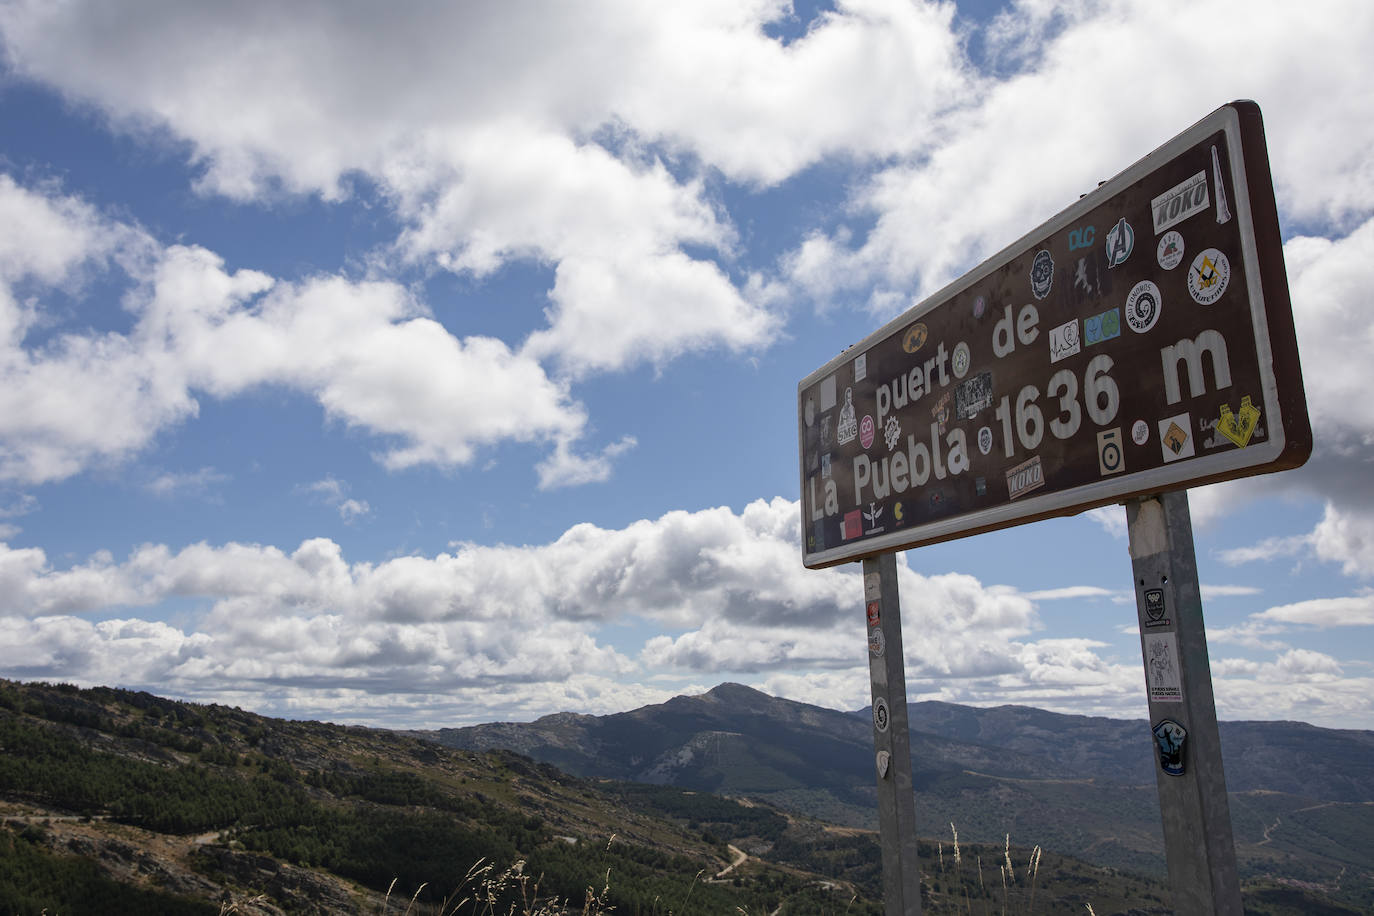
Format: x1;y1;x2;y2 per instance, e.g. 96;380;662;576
701;682;769;704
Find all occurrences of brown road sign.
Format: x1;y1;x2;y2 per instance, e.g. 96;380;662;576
799;101;1309;569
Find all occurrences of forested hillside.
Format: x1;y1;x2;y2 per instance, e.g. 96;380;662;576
2;679;1360;915
0;679;875;914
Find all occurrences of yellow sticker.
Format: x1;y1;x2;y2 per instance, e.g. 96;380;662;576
1216;395;1260;448
901;323;928;353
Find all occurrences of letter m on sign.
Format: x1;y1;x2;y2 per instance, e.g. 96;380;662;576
1161;330;1232;405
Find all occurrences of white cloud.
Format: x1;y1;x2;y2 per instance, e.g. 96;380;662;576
1217;534;1311;568
1019;585;1111;601
536;435;638;490
1255;593;1374;628
0;498;1368;726
303;476;370;522
0;179;619;485
782;0;1374;312
146;466;228;498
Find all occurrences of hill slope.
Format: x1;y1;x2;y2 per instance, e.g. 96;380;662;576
421;682;1374;910
0;679;890;914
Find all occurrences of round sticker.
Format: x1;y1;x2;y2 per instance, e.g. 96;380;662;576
973;295;987;319
804;397;815;427
1105;217;1134;268
977;426;993;455
901;323;928;353
1125;280;1162;333
1187;248;1230;305
872;696;890;733
951;341;971;379
859;415;875;449
868;627;885;657
1030;250;1054;300
1157;230;1185;270
1131;419;1149;445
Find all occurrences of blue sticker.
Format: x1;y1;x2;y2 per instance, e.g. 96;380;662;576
1105;217;1134;268
1084;307;1121;345
1152;719;1187;776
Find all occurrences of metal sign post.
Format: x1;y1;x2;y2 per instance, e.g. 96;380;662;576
799;102;1308;915
1127;491;1242;914
863;552;923;915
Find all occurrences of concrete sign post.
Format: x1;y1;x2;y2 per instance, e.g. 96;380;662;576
799;102;1309;914
863;552;922;915
1128;491;1242;914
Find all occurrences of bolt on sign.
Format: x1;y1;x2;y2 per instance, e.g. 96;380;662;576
798;101;1309;569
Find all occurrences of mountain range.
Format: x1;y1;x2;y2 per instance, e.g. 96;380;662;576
418;682;1374;907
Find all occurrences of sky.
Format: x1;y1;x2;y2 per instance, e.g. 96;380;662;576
0;0;1371;731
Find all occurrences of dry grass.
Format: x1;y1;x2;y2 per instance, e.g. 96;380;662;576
934;823;1065;916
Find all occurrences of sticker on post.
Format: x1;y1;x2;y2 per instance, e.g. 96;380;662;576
868;627;885;658
866;599;881;627
872;696;890;733
1144;633;1183;703
876;750;891;779
1152;719;1187;776
1143;587;1170;628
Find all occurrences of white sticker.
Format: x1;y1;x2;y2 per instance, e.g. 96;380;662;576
951;341;971;378
977;426;993;455
820;375;837;412
1131;419;1149;445
836;388;858;445
1049;318;1081;363
1144;633;1183;703
868;627;885;658
872;696;891;733
1157;230;1184;270
1152;170;1209;234
1125;280;1162;334
853;353;867;383
864;572;882;601
1097;428;1124;476
1187;248;1231;305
